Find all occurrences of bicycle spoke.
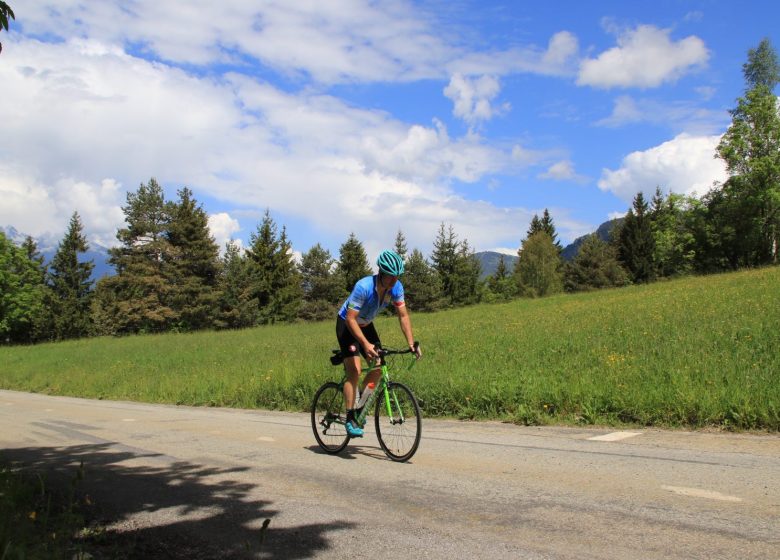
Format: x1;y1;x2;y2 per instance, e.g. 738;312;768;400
311;382;349;453
374;382;421;462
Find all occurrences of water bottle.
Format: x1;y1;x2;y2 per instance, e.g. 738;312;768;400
357;382;375;408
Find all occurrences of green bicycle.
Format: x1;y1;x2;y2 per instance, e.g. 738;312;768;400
311;344;422;462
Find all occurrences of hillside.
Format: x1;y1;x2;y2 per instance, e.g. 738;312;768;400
1;267;778;430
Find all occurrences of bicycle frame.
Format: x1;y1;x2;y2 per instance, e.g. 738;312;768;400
336;349;416;428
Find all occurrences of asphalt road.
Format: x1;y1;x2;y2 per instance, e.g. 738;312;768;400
1;389;778;559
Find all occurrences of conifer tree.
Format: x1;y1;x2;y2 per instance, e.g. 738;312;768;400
394;230;408;261
215;242;256;329
527;209;562;252
336;233;371;293
486;254;516;301
298;243;344;321
617;192;656;283
402;249;443;312
451;238;481;305
514;232;563;297
430;223;458;304
166;187;221;331
48;212;94;339
246;210;301;324
103;178;177;333
564;234;628;292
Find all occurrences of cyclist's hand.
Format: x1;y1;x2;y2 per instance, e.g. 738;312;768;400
411;342;422;360
364;343;380;360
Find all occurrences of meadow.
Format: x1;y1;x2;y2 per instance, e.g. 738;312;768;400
1;267;778;430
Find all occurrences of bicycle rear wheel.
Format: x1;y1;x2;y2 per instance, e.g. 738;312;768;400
374;381;421;462
311;381;349;454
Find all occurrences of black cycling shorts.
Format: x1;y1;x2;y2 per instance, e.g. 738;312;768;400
336;317;382;361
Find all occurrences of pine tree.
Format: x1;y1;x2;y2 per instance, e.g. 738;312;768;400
430;223;458;305
47;212;95;339
486;254;516;301
514;232;563;297
617;192;656;283
540;209;563;252
402;249;443;312
451;239;481;305
166;187;221;331
394;230;408;261
563;234;628;292
336;233;371;293
103;178;177;333
298;243;345;321
246;211;301;324
215;242;256;329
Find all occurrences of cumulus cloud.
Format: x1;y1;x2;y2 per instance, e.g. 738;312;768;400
538;160;589;183
598;133;728;203
0;35;540;256
578;25;709;89
208;213;242;253
444;74;509;127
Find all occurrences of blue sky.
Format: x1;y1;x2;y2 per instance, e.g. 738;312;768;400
1;1;778;261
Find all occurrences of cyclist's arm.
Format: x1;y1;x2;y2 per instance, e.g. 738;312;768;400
345;308;379;359
396;304;420;357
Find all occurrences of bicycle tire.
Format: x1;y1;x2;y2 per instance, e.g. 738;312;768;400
374;381;421;462
311;381;349;454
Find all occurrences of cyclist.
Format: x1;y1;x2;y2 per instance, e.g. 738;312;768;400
336;249;422;437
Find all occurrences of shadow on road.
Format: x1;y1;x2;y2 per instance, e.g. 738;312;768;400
2;442;355;559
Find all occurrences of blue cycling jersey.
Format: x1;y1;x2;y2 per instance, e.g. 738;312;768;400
338;275;405;326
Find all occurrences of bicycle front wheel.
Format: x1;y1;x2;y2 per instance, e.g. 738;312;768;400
374;381;421;462
311;381;349;454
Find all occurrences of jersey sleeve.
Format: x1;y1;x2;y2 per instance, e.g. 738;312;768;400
391;281;405;307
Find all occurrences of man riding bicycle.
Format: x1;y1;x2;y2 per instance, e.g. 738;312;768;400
336;249;422;437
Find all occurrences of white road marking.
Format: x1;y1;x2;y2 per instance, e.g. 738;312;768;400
588;431;642;442
122;418;136;422
257;436;275;442
662;486;742;502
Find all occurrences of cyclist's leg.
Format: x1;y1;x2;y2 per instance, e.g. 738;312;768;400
343;356;361;409
358;322;383;390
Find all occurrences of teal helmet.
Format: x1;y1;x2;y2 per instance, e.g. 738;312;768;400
377;249;405;276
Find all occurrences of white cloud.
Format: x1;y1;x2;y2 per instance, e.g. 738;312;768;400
208;213;242;253
598;133;728;203
17;1;578;85
452;31;579;77
0;162;124;248
444;73;509;127
596;94;729;135
538;160;589;184
0;35;541;257
578;25;709;89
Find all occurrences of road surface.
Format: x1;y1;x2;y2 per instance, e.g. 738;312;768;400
1;389;778;559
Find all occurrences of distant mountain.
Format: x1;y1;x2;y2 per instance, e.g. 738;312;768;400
1;226;114;281
475;218;624;279
560;218;623;262
475;251;518;280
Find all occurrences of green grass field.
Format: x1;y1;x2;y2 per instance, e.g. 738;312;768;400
1;267;778;430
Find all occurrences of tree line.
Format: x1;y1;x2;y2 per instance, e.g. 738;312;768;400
1;39;778;344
